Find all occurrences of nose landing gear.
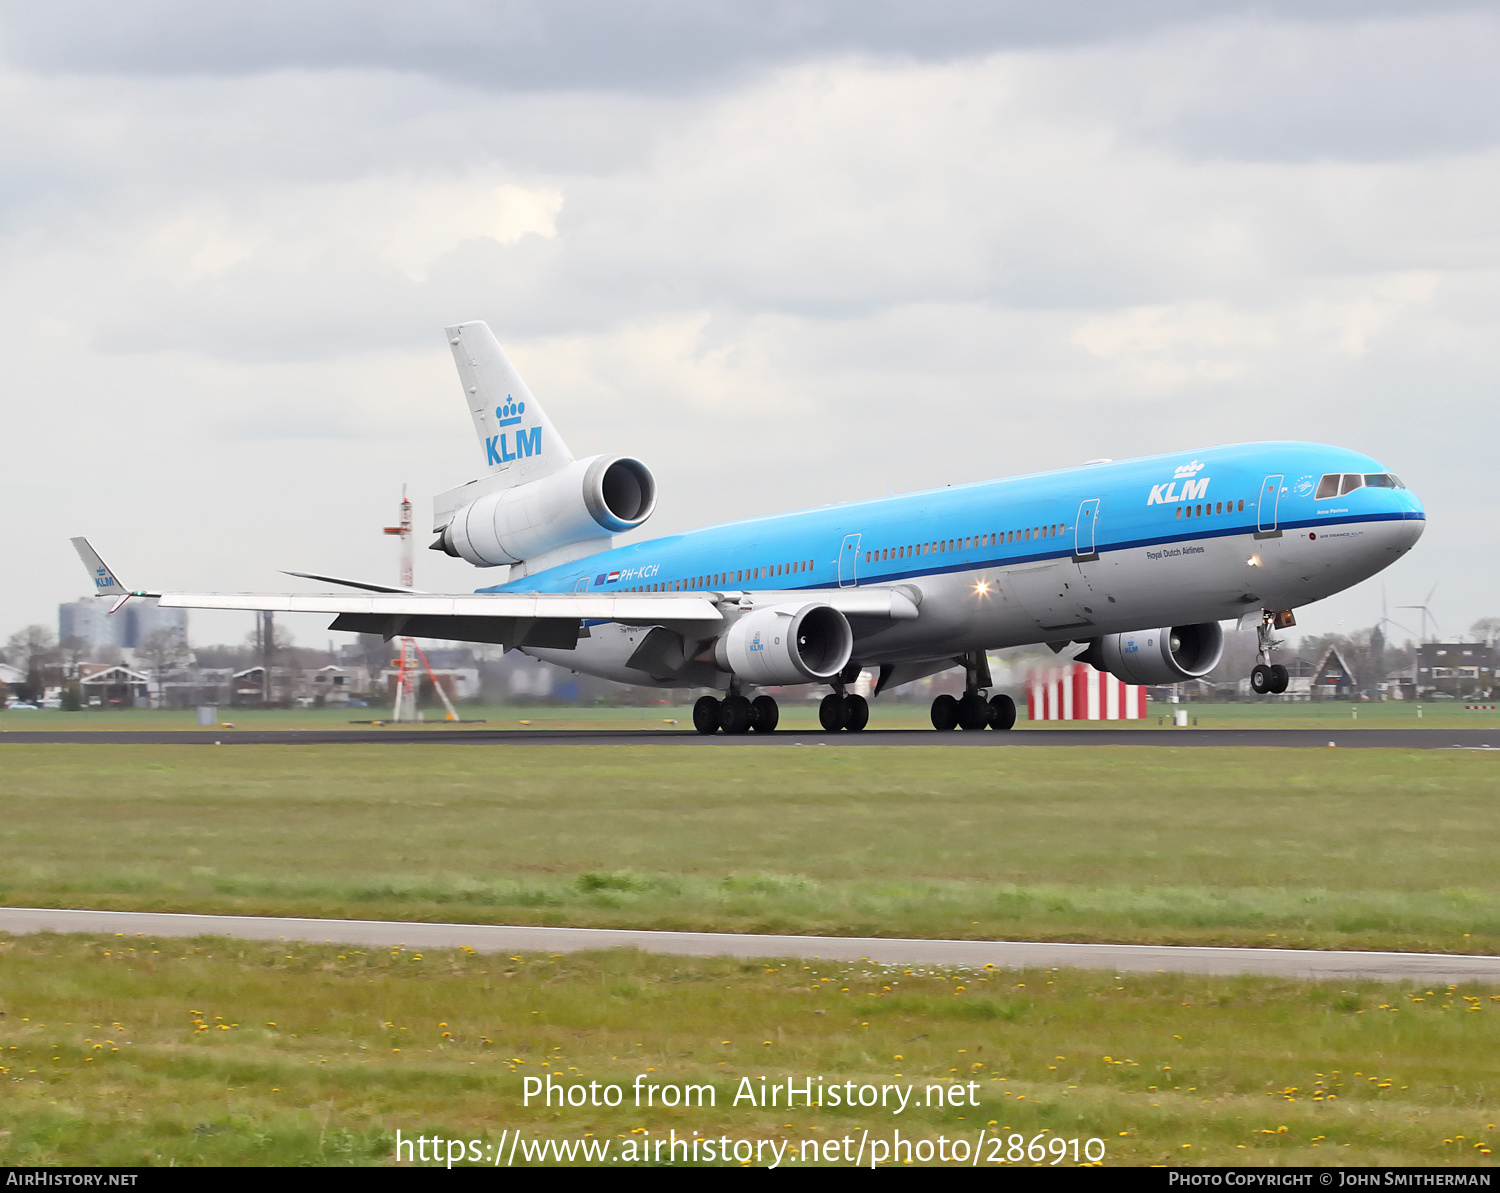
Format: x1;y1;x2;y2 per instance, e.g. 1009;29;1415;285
930;651;1016;732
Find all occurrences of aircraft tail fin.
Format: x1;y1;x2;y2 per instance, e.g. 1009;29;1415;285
445;322;573;486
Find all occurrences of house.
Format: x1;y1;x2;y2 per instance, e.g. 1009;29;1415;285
1310;646;1357;699
79;663;152;708
1415;643;1495;699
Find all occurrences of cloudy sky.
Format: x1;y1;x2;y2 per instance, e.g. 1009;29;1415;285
3;1;1496;651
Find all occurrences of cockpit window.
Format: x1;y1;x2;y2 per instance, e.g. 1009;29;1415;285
1316;471;1404;500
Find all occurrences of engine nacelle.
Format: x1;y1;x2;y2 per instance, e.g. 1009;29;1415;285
713;603;853;686
438;455;656;567
1090;622;1225;686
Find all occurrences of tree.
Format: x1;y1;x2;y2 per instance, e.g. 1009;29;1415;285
5;625;58;703
138;627;190;708
1470;617;1500;646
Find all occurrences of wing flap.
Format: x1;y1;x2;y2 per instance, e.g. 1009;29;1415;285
155;590;724;624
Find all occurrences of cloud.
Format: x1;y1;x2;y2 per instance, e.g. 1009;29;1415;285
5;1;1482;90
2;7;1497;645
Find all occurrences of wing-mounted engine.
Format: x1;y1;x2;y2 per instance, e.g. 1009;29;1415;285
431;320;656;576
433;454;656;569
1076;622;1224;685
712;603;854;686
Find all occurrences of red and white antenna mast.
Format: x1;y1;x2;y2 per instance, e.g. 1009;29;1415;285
383;485;417;721
381;486;458;723
384;484;414;589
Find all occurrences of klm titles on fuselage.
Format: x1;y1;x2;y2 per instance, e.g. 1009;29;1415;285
1146;460;1211;506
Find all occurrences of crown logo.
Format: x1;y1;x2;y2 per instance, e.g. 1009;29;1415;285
496;397;526;420
1173;460;1205;478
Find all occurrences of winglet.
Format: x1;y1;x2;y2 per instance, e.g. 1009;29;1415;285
70;537;155;609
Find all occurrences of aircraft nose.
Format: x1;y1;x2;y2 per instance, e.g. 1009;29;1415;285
1393;486;1425;549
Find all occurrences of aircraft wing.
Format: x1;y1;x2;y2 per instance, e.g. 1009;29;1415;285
71;538;918;652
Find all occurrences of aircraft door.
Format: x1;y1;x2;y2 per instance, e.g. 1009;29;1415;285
1256;474;1284;535
838;533;862;588
1074;498;1100;559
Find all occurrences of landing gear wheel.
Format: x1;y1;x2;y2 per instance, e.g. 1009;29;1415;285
749;694;780;734
1269;663;1289;694
988;693;1017;731
819;693;849;732
844;693;869;732
1250;664;1273;695
693;695;722;735
930;693;958;732
719;694;752;734
957;692;989;731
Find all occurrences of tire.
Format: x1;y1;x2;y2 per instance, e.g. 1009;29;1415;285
930;693;958;732
1250;664;1273;695
988;693;1017;731
692;695;722;735
719;694;752;734
749;694;779;734
957;692;989;731
844;693;869;732
819;692;848;732
1269;663;1290;694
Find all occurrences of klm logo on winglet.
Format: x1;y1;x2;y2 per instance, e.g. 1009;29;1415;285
1147;460;1210;506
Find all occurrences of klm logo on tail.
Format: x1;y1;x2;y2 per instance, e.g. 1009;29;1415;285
486;396;541;465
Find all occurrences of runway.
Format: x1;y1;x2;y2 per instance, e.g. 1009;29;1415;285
1;726;1497;748
5;907;1499;983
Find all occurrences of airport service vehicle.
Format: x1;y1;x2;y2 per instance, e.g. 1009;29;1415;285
74;322;1425;734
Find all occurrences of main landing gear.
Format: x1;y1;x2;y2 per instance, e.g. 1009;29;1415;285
819;691;869;732
1249;610;1291;695
930;651;1017;732
693;692;779;735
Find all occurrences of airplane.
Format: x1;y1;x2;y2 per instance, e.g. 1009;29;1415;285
74;320;1426;735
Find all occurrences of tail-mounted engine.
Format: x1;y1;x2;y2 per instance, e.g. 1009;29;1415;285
1077;622;1225;686
434;454;656;568
713;603;854;686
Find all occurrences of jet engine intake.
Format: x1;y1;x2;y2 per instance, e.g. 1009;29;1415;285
1083;622;1225;686
714;603;853;686
437;455;656;567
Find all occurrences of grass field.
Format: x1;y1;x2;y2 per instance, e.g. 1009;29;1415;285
3;697;1496;733
0;933;1495;1167
3;744;1499;954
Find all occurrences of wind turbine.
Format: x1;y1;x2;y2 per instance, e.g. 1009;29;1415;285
1376;586;1419;642
1398;584;1440;643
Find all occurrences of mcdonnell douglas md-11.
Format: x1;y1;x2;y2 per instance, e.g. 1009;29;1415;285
74;321;1425;734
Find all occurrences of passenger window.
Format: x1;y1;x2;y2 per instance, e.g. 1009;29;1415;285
1215;502;1222;514
1315;474;1340;500
1340;473;1364;496
1237;499;1244;512
1176;507;1182;519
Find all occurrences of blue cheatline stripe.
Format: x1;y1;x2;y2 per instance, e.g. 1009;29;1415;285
495;509;1420;602
735;511;1422;595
